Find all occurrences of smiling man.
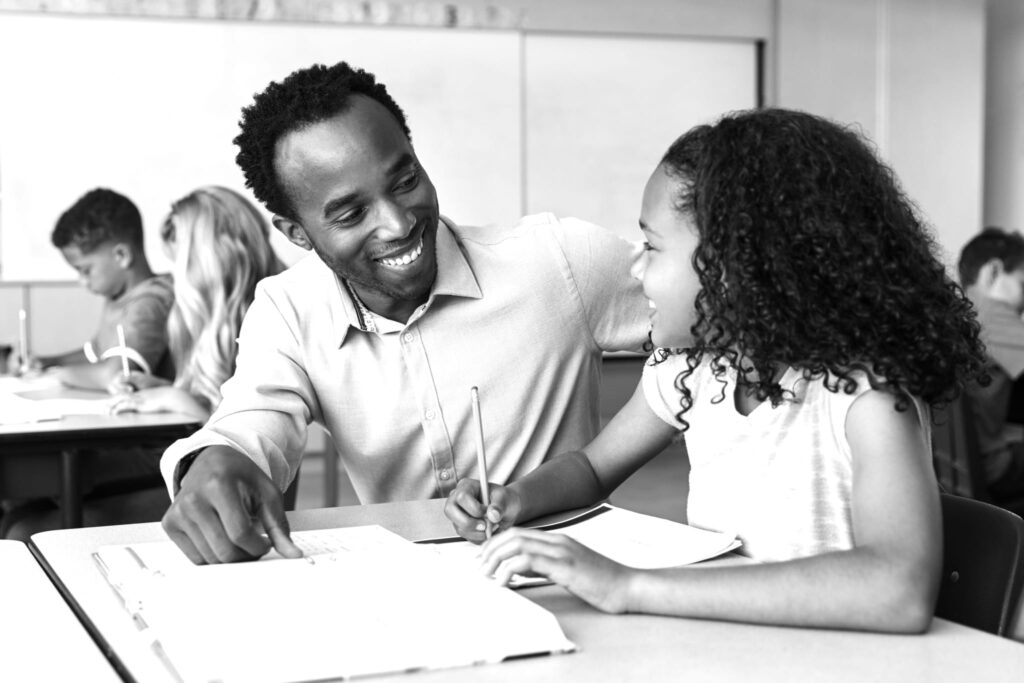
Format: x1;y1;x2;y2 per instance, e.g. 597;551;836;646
159;62;649;564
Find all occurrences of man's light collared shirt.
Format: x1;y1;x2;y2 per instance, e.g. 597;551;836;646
161;214;649;503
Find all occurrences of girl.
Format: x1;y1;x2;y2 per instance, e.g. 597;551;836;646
445;109;988;633
112;185;282;419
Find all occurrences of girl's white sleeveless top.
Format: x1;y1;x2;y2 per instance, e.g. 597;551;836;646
641;353;930;562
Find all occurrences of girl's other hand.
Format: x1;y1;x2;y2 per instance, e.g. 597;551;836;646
479;528;635;614
444;478;522;543
109;386;209;422
107;369;170;395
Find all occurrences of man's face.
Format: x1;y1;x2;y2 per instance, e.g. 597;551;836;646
1001;266;1024;314
60;242;128;299
273;96;440;316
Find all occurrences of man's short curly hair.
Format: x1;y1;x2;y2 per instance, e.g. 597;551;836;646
957;226;1024;287
233;61;410;220
655;108;988;427
50;188;143;253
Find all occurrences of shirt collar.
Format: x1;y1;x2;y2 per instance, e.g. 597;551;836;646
331;217;482;346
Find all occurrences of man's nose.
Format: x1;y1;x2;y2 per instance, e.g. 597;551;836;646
375;201;416;242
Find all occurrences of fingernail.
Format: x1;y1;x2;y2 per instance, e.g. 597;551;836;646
475;522;484;532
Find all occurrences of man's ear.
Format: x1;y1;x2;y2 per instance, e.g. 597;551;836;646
975;258;1004;290
272;216;312;251
111;242;134;269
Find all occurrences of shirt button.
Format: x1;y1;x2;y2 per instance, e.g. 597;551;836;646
439;469;451;480
403;332;415;343
424;409;436;420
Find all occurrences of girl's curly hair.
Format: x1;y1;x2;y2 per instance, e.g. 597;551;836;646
658;108;988;428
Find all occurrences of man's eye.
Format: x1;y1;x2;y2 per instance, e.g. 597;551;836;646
337;207;367;226
395;173;419;191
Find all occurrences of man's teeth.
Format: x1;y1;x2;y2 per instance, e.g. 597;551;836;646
378;239;424;267
648;300;657;309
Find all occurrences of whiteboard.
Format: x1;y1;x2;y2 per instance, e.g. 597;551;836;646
0;14;521;280
524;34;758;241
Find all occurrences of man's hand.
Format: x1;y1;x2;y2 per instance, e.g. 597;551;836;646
162;446;303;564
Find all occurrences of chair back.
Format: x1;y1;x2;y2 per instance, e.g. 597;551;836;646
934;492;1024;636
931;396;992;501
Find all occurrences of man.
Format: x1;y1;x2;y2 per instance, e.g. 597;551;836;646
161;62;649;563
958;226;1024;502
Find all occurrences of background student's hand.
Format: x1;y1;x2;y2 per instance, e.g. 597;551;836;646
109;385;210;422
444;478;522;543
106;369;170;395
480;528;635;614
162;446;303;564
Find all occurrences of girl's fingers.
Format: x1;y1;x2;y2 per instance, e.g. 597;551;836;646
479;529;570;576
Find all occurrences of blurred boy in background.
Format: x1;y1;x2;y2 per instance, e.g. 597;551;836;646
39;187;174;387
958;226;1024;503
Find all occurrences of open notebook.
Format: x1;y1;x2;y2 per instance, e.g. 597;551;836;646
94;525;575;683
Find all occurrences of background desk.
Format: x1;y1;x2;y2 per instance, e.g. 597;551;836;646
30;500;1024;683
0;384;198;528
0;539;119;681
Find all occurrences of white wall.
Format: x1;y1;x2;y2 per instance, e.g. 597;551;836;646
984;0;1024;233
0;0;991;349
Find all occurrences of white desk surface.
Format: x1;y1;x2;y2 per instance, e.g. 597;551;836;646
0;540;119;682
0;375;198;437
30;500;1024;683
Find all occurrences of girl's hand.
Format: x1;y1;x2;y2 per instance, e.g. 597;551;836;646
109;386;209;421
444;478;522;543
479;528;635;614
107;369;170;395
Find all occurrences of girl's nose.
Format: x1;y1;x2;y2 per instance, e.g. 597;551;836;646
629;243;648;281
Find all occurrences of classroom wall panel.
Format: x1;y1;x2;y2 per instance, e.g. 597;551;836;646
775;0;986;270
886;0;984;264
523;34;758;242
0;13;522;281
983;0;1024;232
776;0;879;144
27;283;104;356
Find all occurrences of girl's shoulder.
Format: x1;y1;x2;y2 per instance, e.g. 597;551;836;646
796;364;929;441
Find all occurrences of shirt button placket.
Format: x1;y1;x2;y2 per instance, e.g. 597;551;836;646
402;325;457;496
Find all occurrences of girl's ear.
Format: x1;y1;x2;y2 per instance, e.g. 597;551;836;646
112;242;134;269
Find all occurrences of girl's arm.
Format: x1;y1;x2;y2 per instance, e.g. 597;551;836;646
445;382;678;541
481;389;942;633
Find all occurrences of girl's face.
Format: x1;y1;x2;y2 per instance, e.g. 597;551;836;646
631;164;701;348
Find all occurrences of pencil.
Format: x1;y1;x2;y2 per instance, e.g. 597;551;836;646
17;308;28;372
470;386;492;539
116;324;131;381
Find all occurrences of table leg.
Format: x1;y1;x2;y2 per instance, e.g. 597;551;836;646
60;449;82;528
323;450;339;508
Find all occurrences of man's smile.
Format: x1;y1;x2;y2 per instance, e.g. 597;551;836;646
375;235;425;269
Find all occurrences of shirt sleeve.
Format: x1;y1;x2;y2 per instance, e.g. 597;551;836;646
120;292;173;375
641;352;688;429
549;217;650;353
159;281;315;498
